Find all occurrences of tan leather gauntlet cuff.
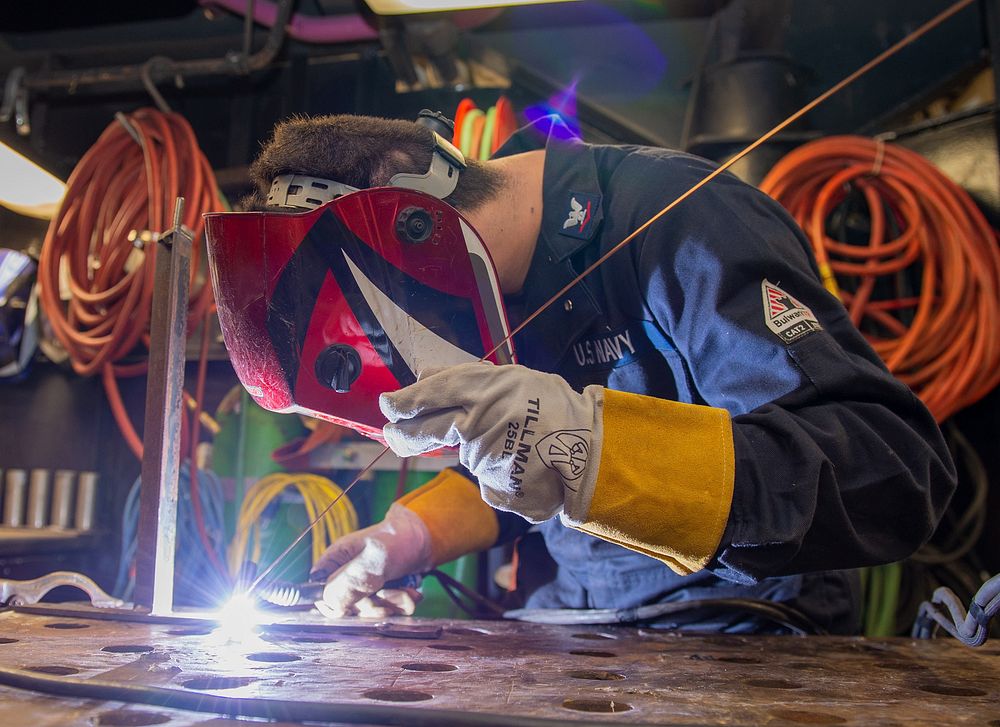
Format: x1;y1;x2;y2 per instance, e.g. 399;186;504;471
570;389;735;575
397;468;500;566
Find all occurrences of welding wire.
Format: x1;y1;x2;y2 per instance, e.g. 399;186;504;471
251;0;976;593
188;305;229;580
452;98;476;147
230;473;358;578
469;113;487;162
246;448;389;596
37;108;223;460
493;96;517;154
760;135;1000;422
115;463;226;600
459;107;483;158
479;106;497;161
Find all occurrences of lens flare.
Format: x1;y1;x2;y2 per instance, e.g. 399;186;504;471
214;592;262;643
524;79;581;140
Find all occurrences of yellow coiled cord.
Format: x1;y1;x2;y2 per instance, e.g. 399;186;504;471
229;473;358;577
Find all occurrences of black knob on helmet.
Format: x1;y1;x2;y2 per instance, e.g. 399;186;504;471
396;206;434;244
315;344;362;393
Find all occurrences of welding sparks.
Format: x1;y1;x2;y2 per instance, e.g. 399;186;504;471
214;592;263;644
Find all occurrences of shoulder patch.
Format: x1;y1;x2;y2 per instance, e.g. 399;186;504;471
558;191;602;240
761;279;822;344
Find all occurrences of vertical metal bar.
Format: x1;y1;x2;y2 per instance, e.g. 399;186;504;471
134;199;192;615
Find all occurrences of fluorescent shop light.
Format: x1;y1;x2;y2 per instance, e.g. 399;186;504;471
364;0;576;15
0;141;65;219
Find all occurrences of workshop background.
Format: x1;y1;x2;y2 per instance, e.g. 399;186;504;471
0;0;997;640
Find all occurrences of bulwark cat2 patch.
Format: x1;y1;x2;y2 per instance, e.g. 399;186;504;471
761;279;822;344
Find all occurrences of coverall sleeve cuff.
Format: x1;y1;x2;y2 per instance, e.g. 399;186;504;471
568;389;735;576
397;468;499;566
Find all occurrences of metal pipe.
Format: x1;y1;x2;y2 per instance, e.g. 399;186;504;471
75;472;98;531
3;470;27;527
243;0;256;58
19;0;295;92
50;470;76;530
203;0;378;45
26;469;50;528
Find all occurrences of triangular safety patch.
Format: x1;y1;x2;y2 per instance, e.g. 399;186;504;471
761;279;822;344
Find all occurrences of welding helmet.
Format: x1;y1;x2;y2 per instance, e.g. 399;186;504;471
205;113;514;441
0;249;39;381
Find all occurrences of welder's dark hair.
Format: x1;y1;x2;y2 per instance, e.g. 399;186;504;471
246;114;504;212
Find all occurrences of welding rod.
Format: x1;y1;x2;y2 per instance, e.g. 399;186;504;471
3;469;26;526
50;470;76;530
75;471;98;531
26;469;51;528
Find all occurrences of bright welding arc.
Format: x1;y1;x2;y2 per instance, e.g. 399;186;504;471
248;0;976;597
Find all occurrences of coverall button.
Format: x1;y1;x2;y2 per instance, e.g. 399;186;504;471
564;299;573;311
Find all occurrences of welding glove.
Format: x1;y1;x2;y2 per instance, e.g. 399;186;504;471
380;362;603;524
382;361;738;578
311;503;430;618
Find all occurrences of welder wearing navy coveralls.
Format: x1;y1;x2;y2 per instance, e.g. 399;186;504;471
315;120;956;633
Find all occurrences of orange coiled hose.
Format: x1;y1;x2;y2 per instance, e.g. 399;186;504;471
760;135;1000;422
38;108;223;457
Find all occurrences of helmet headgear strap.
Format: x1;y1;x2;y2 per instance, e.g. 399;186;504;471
267;112;467;210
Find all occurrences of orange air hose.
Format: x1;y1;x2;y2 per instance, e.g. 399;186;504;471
760;135;1000;422
38;108;223;457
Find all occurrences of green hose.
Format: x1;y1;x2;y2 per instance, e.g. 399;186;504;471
864;562;902;636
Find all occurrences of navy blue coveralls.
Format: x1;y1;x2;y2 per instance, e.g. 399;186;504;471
459;121;955;634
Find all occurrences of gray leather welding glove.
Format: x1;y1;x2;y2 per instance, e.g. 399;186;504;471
311;503;431;618
380;362;604;524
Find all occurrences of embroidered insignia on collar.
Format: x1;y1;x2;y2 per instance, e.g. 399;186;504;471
559;191;601;240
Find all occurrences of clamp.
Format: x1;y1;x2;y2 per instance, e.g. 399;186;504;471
0;571;125;609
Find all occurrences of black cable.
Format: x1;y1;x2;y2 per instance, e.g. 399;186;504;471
425;570;824;635
913;425;988;565
434;575;482;619
0;666;667;727
426;569;506;618
503;598;826;636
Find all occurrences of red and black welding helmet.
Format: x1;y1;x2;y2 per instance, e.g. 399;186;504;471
204;123;514;442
